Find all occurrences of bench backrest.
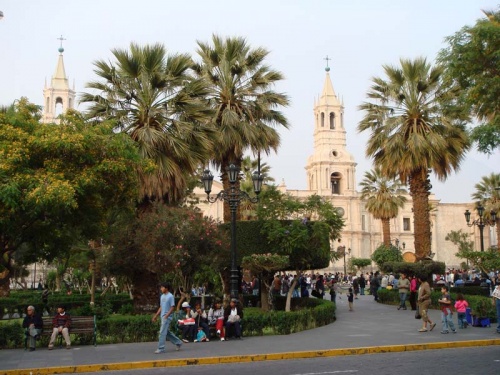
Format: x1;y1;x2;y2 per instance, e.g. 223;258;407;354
41;315;95;334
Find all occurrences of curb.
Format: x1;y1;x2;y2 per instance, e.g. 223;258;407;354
3;339;500;375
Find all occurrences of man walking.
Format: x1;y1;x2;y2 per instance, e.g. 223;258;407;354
152;282;183;354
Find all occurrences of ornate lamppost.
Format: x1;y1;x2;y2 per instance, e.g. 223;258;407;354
464;204;497;252
394;238;405;250
202;163;263;299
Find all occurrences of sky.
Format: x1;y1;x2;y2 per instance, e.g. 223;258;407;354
0;0;498;203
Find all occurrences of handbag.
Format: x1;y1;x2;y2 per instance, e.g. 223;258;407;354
415;306;421;319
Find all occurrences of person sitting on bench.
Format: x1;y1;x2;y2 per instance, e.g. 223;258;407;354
224;298;243;339
22;305;43;351
48;304;72;350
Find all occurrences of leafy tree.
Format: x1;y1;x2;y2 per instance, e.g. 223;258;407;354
194;35;290;221
106;204;229;312
81;43;214;204
254;187;344;311
446;229;499;273
471;173;500;245
350;258;372;272
438;8;500;154
0;99;140;297
371;244;403;269
358;58;470;260
360;168;407;246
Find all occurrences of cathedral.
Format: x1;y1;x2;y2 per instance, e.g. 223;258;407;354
195;67;497;271
41;48;497;272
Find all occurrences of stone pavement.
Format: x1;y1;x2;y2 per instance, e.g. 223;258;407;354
1;293;499;374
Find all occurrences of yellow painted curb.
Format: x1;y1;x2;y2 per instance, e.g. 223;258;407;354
2;339;500;375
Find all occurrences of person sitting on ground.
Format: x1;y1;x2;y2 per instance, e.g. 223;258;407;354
48;304;71;350
208;299;226;341
22;305;43;351
224;298;243;340
193;302;210;342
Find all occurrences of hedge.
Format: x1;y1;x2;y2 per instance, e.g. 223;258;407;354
377;289;497;322
0;292;132;319
0;298;336;349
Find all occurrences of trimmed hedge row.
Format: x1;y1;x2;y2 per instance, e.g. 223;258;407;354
0;293;132;318
0;298;336;349
377;289;497;322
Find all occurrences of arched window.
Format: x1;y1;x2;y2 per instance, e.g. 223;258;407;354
55;97;63;117
321;112;325;127
329;112;335;129
340;112;344;128
331;172;341;194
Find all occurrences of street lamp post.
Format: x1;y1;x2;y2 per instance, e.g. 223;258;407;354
202;163;263;299
394;239;405;250
464;204;497;252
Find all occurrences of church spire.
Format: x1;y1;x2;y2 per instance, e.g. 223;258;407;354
42;36;76;123
319;56;341;107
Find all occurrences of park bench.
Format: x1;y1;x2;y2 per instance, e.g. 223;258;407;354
27;315;97;348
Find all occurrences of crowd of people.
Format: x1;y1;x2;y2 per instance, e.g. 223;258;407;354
20;269;500;354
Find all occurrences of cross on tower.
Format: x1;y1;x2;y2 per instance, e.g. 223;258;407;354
57;35;66;49
324;55;331;68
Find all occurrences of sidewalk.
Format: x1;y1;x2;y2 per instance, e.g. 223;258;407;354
1;294;499;375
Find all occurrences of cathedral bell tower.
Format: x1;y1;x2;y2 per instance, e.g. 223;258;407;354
305;59;357;197
42;36;75;123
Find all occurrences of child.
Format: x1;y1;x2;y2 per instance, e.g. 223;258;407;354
348;287;354;311
454;293;469;329
438;286;456;334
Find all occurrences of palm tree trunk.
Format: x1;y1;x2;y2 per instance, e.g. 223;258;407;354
409;170;432;260
381;218;391;246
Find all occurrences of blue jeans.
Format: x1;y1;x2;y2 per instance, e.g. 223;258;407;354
399;292;407;308
441;308;456;332
158;317;182;350
457;312;467;328
496;298;500;333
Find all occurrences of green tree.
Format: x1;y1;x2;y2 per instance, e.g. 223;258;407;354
371;244;403;269
81;43;214;204
350;258;372;272
358;57;470;260
0;99;140;296
438;8;500;154
194;35;290;221
471;173;500;245
446;229;499;273
106;204;229;312
255;187;344;311
359;168;407;246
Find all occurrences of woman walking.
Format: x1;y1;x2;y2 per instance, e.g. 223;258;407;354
417;276;436;332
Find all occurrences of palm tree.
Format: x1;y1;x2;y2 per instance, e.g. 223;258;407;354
360;168;407;246
193;35;289;221
472;173;500;247
358;57;470;260
81;43;214;205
